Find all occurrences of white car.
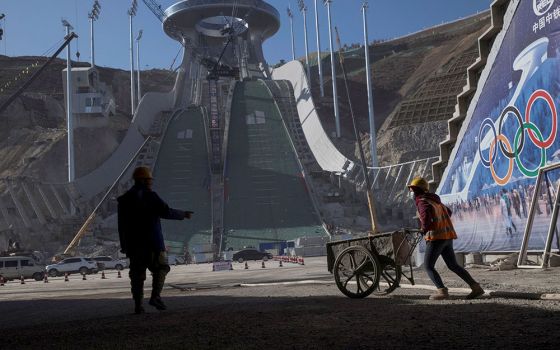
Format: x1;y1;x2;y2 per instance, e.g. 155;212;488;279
46;257;98;277
92;256;128;270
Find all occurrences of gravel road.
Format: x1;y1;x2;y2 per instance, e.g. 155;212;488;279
2;282;560;349
2;259;560;349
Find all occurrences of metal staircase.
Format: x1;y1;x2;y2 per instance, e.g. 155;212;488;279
263;80;317;169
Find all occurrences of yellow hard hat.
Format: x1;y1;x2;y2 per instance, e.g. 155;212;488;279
408;177;429;192
132;166;153;180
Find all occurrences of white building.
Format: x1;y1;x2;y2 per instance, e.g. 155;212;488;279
62;66;116;128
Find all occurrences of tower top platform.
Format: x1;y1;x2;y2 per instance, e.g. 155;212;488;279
163;0;280;43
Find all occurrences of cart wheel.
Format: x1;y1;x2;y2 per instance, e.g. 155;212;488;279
372;257;402;296
333;246;381;299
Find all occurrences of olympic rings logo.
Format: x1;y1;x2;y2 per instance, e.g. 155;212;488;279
478;89;557;186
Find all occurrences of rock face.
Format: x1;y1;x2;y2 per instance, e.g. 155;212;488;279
0;56;174;181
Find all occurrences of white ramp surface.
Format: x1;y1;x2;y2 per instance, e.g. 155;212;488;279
272;61;352;173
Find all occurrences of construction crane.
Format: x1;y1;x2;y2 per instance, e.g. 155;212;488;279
142;0;165;22
205;0;261;80
205;24;241;80
141;0;204;62
0;32;78;115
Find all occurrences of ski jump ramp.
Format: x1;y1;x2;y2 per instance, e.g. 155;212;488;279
272;61;354;173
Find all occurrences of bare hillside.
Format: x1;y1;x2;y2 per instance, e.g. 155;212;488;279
0;56;175;181
307;12;491;165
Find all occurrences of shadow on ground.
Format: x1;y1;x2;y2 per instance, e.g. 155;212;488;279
1;293;559;349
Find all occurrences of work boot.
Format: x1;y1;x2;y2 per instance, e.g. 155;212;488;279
134;298;145;314
149;296;167;310
466;283;484;300
429;287;449;300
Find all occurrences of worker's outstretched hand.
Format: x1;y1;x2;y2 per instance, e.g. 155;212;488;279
184;211;194;219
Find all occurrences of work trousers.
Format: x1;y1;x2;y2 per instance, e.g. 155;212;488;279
424;239;476;289
128;251;170;302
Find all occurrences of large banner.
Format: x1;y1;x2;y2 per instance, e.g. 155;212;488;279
438;0;560;252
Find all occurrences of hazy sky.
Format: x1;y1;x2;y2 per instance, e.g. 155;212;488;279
0;0;492;70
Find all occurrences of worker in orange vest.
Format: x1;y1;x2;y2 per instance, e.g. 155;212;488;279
408;177;484;300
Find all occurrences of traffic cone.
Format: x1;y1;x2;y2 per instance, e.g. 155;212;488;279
82;273;87;281
279;260;283;267
244;261;249;270
0;275;5;286
20;275;25;284
101;271;106;279
64;273;69;282
43;274;49;283
261;260;265;268
117;270;122;278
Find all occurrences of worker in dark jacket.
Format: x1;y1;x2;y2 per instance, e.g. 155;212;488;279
118;166;193;314
408;177;484;300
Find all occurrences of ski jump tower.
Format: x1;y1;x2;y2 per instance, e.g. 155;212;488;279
157;0;324;255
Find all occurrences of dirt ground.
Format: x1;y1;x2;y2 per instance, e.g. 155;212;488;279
2;282;560;349
1;258;560;349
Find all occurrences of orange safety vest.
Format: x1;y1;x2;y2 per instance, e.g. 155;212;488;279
418;198;457;241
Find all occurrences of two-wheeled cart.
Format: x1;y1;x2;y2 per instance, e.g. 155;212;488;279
326;229;423;298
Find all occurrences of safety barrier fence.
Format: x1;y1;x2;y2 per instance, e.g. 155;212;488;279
0;256;309;283
0;269;123;285
273;255;305;265
340;157;440;230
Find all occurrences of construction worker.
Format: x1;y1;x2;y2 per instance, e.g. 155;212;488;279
408;177;484;300
118;166;193;314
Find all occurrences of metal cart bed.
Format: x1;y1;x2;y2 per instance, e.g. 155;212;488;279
326;229;423;298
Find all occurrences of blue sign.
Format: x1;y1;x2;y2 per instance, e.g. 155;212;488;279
438;0;560;252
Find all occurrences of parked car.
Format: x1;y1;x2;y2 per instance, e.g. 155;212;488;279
46;257;98;277
85;258;104;272
0;256;45;281
233;249;273;263
91;256;128;270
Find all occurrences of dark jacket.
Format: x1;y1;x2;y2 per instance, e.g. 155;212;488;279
414;192;452;233
118;184;184;255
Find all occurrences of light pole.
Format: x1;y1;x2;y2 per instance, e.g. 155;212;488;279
362;1;378;167
88;0;100;69
0;13;6;55
287;6;295;61
298;0;311;83
136;29;143;102
313;0;324;97
128;0;138;115
324;0;340;138
0;14;4;42
62;19;75;183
